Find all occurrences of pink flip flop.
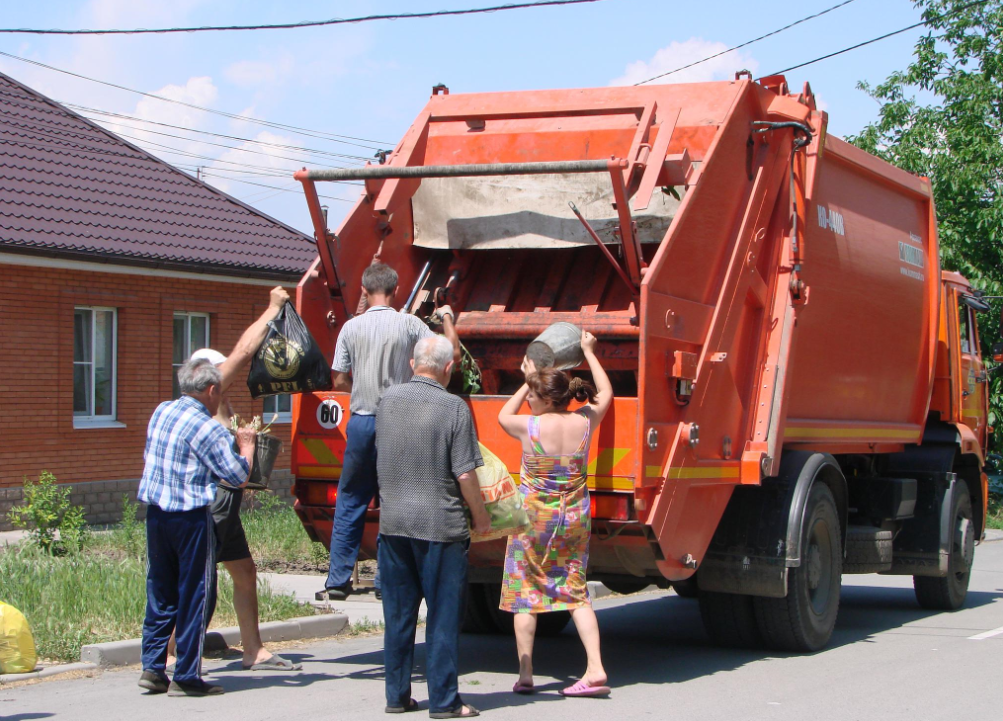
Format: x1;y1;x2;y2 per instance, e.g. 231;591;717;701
512;681;535;695
560;679;611;698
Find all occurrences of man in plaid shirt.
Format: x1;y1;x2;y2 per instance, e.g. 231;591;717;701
137;358;256;697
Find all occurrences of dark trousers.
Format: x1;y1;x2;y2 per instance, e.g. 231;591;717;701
326;414;380;590
379;534;468;714
141;505;215;684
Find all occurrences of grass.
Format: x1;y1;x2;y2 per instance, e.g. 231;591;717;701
987;494;1003;530
2;493;321;664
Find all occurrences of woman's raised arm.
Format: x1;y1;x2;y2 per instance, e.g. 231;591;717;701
581;331;613;424
497;357;535;440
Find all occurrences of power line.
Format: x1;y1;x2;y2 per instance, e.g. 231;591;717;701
635;0;860;85
766;0;991;76
0;1;605;35
199;171;356;203
0;49;392;148
67;104;373;163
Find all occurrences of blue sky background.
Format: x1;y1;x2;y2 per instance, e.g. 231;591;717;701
0;0;929;234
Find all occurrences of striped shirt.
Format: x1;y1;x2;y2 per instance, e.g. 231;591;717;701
332;305;435;415
138;395;250;512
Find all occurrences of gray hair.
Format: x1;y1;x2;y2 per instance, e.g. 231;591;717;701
177;358;222;395
413;335;453;373
362;262;398;295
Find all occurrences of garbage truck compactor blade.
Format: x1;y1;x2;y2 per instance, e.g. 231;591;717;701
290;75;991;651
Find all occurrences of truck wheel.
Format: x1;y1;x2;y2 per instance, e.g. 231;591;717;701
462;583;501;634
914;482;973;611
844;526;893;574
672;576;700;599
603;579;651;595
699;591;762;648
754;483;842;652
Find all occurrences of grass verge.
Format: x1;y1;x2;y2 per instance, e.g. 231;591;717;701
0;543;310;663
987;495;1003;530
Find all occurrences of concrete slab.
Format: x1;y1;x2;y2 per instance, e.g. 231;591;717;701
0;662;96;684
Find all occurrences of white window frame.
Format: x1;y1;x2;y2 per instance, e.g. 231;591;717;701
73;306;121;429
173;312;211;398
262;394;292;424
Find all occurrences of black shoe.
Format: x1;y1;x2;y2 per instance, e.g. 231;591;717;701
138;670;170;694
317;584;351;601
167;679;224;697
374;588;382;601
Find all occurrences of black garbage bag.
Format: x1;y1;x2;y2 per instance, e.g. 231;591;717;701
248;304;333;398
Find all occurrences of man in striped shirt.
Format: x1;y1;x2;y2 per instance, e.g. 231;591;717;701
137;358;256;697
320;262;460;601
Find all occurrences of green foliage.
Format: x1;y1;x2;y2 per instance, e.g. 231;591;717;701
847;0;1003;453
6;472;88;554
108;494;145;561
459;341;482;395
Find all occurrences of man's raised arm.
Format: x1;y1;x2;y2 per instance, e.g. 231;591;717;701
217;286;290;392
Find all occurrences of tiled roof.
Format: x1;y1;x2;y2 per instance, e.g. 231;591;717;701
0;71;317;280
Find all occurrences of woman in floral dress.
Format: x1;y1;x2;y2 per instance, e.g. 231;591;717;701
497;330;613;697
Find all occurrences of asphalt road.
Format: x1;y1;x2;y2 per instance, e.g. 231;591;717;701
4;540;1003;721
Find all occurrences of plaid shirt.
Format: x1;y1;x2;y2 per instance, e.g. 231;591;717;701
138;395;250;512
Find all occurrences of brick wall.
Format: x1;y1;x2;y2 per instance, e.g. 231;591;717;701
0;262;300;527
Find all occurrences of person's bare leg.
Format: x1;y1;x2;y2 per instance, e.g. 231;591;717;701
569;605;607;686
513;613;536;686
166;632;176;669
223;558;270;666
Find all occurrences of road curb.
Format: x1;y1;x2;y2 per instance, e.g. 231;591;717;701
80;612;349;667
0;662;97;684
983;529;1003;543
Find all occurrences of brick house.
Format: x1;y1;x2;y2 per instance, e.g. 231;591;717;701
0;71;319;529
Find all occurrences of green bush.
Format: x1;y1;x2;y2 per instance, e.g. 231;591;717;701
7;471;88;554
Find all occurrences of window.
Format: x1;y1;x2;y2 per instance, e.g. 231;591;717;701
74;307;117;423
959;305;972;355
263;394;292;423
173;312;210;398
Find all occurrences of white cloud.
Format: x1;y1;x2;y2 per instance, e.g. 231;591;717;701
203;130;300;196
610;37;758;86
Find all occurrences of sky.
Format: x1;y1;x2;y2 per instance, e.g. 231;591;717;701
0;0;931;236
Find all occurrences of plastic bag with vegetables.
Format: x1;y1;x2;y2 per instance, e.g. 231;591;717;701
468;443;531;543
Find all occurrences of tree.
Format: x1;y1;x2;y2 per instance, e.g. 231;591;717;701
848;0;1003;453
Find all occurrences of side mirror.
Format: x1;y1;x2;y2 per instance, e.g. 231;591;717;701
961;293;992;313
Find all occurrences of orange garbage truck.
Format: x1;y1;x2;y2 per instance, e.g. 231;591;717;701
289;74;992;652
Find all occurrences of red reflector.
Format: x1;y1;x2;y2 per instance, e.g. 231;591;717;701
592;493;630;521
301;481;338;507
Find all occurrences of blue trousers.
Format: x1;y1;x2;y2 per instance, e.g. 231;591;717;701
379;534;468;714
326;414;380;590
141;505;215;683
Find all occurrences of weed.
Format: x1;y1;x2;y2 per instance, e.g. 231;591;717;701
7;472;88;554
987;494;1003;531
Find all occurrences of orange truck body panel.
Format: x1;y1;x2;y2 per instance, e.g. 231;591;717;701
290;77;988;583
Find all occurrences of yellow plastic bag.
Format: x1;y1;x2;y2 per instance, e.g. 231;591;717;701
470;443;531;543
0;601;37;674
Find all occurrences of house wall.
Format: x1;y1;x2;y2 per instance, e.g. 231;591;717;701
0;261;303;529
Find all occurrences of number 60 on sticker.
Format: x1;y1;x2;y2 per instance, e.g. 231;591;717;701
316;399;344;430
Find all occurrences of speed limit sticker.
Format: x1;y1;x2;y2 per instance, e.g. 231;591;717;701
316;399;344;430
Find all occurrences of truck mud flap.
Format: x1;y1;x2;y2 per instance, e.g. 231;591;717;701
886;471;957;577
697;451;847;598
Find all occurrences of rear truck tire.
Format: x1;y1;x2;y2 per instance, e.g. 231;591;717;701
754;483;842;652
671;576;700;599
698;591;763;648
913;482;974;611
843;526;893;574
463;583;572;636
602;579;651;595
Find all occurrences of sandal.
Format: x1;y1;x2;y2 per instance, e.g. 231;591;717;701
513;680;535;694
560;679;611;697
429;704;480;718
385;698;419;714
242;654;302;671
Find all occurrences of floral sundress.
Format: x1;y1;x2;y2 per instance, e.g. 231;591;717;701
499;410;591;613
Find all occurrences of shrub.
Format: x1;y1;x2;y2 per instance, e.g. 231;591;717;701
7;472;88;554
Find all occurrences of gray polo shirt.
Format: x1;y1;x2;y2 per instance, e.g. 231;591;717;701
332;306;435;415
375;376;484;543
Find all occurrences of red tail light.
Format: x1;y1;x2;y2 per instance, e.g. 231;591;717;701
299;480;338;507
592;493;630;521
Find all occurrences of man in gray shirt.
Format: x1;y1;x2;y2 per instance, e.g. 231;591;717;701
320;262;459;600
376;335;490;718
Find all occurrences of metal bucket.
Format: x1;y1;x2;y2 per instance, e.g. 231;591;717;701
248;433;283;487
526;322;584;370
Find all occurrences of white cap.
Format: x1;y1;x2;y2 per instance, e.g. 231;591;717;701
191;348;227;366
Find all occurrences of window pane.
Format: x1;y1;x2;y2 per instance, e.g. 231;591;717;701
73;363;92;415
74;309;92;362
173;316;187;364
93;310;115;417
190;315;208;353
279;394;291;413
172;366;181;400
960;307;971;354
